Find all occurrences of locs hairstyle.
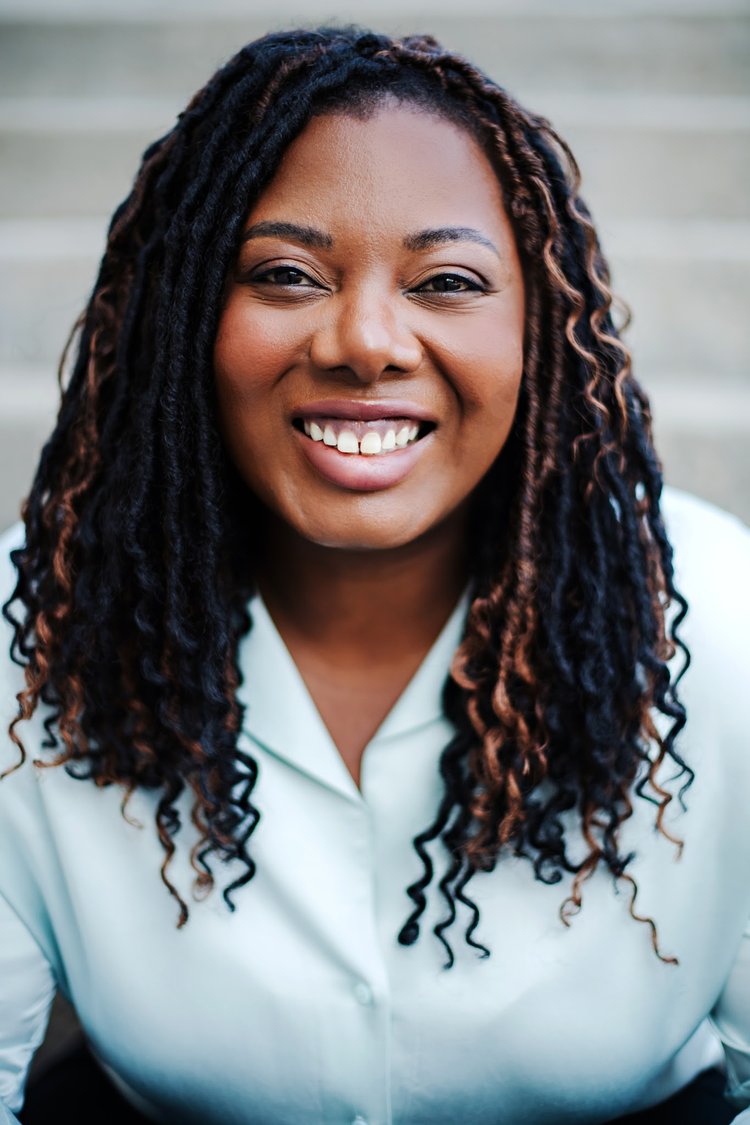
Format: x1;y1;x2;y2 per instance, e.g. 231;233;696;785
3;27;690;967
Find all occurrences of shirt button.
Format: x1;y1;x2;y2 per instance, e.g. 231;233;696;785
353;981;374;1006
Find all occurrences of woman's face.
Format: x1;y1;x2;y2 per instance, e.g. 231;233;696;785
214;103;525;551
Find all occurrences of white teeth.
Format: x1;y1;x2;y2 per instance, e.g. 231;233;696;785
359;431;382;455
302;418;427;454
337;430;359;454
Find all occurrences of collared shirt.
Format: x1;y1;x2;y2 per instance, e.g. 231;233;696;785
1;487;750;1125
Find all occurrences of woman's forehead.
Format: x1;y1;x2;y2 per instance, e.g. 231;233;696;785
244;105;512;247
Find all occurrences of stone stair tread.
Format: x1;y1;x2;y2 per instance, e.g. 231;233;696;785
1;0;749;17
1;13;749;99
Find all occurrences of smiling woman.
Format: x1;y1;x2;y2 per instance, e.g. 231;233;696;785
1;24;750;1125
214;108;524;549
212;105;527;786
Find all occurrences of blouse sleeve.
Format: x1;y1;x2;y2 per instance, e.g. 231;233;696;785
711;916;750;1114
0;885;56;1122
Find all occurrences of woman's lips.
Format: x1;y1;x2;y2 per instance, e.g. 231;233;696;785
290;398;438;491
293;422;435;492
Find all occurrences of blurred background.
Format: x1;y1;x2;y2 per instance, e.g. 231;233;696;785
1;0;749;1081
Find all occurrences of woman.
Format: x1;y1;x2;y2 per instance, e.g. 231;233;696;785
1;25;749;1125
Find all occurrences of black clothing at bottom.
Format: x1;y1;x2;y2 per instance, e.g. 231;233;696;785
608;1064;736;1124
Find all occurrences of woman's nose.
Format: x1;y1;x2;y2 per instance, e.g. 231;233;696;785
309;292;423;383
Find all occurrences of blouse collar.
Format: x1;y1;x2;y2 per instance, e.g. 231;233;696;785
237;589;469;802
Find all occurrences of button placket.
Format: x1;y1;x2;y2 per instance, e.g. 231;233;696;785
342;806;392;1124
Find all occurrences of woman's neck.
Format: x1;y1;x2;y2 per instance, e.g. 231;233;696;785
255;508;469;669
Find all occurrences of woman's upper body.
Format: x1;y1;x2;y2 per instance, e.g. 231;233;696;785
1;486;750;1125
3;24;749;1125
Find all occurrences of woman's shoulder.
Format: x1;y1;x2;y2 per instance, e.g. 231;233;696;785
661;485;750;570
659;488;749;779
661;486;750;649
654;489;750;892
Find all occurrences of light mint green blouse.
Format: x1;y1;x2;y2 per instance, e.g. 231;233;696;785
1;488;750;1124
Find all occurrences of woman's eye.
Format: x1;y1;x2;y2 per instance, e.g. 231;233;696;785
416;274;483;294
254;266;317;287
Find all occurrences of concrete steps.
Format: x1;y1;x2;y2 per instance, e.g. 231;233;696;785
1;0;748;529
1;10;748;98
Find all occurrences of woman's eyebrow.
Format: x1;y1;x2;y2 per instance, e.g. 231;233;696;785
241;221;500;257
404;226;500;256
241;220;333;249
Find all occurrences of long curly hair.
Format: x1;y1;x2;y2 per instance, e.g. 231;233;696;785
2;26;691;968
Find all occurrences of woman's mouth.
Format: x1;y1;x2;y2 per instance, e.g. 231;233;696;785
291;408;437;492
